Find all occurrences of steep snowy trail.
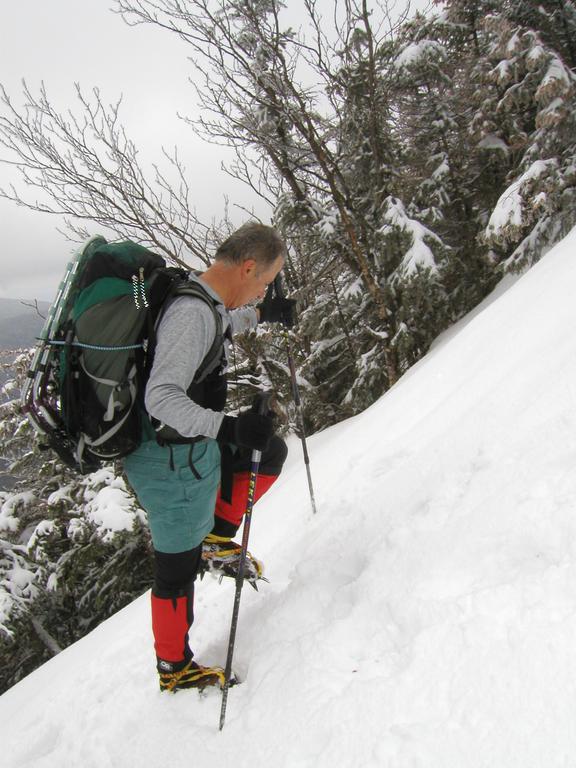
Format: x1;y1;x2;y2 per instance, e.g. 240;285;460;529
3;227;576;767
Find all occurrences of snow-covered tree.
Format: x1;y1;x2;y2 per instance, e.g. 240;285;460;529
507;0;576;69
471;4;576;268
392;7;500;313
0;353;153;693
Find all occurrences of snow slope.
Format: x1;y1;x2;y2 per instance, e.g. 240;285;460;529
4;227;576;767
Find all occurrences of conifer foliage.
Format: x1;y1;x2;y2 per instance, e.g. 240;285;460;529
479;2;576;267
0;353;153;694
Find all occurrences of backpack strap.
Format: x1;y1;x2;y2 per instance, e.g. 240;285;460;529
148;276;231;449
170;279;227;383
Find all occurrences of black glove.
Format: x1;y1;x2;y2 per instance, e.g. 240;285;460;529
257;294;297;328
217;411;275;452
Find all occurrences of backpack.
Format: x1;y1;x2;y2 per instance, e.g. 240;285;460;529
21;235;224;473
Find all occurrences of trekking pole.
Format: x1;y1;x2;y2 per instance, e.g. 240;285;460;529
274;275;318;516
219;391;273;732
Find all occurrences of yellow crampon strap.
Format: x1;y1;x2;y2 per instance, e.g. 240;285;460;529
202;533;264;579
160;661;225;692
202;533;243;560
202;548;263;577
204;533;232;544
203;546;242;559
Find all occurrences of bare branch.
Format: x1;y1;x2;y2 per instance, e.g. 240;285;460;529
19;300;47;320
0;81;220;266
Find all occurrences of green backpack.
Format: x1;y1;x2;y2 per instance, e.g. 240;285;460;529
22;236;223;473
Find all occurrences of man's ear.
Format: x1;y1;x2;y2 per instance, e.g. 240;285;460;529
241;258;257;278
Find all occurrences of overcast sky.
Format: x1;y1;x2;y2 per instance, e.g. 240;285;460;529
0;1;431;302
0;0;270;301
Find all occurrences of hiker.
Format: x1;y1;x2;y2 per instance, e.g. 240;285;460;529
123;222;295;693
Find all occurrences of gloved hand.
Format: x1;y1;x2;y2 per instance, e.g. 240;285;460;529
257;293;297;328
217;410;275;452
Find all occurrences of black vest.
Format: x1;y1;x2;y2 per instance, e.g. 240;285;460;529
152;280;230;445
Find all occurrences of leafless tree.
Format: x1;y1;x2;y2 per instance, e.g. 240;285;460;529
115;0;407;383
0;82;224;267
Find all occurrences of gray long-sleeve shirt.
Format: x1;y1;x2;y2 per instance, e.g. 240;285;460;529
144;276;258;439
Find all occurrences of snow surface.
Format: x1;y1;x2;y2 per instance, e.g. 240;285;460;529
4;227;576;766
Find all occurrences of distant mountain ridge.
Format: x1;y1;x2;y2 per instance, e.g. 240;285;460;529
0;298;50;351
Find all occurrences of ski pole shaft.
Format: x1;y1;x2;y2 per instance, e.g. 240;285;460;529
273;276;318;515
283;331;317;515
219;392;272;732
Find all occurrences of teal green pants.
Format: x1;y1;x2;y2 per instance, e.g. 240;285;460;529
123;439;221;553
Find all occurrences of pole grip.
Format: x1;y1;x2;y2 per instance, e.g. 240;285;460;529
254;390;273;416
273;274;286;299
251;391;273;464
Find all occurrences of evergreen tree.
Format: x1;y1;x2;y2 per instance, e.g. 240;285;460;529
393;6;502;315
472;3;576;267
507;1;576;69
0;352;153;693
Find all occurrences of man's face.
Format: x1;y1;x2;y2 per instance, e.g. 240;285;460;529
237;255;285;307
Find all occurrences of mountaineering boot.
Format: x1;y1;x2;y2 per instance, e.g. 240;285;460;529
200;533;265;587
151;581;231;693
157;658;226;693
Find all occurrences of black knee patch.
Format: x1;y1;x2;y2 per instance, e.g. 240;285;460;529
235;435;288;475
153;546;202;597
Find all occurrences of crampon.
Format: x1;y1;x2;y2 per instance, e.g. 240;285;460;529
200;534;267;590
158;659;237;693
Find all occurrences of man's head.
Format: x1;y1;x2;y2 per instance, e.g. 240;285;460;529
213;222;286;308
215;222;286;269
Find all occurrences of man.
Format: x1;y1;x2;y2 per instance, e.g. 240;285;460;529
124;222;294;693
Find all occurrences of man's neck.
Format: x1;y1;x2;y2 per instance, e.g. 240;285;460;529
199;262;238;308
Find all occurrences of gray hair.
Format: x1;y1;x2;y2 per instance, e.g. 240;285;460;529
215;222;286;268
